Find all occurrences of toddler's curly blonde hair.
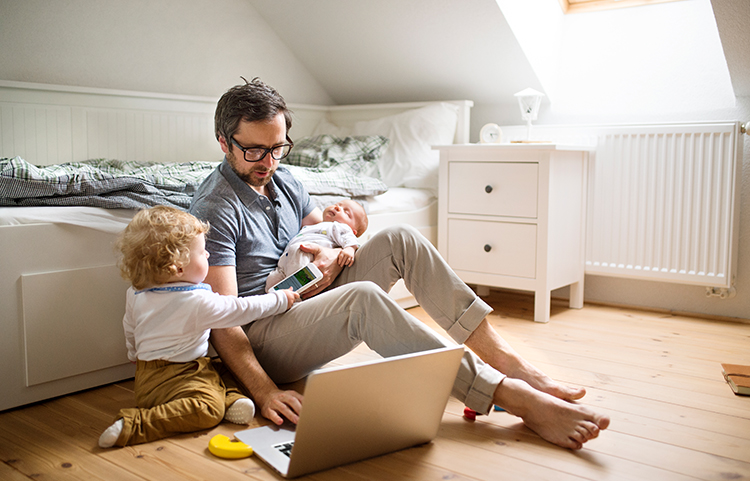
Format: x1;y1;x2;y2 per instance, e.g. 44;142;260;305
115;206;209;290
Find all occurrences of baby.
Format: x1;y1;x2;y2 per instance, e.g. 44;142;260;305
99;205;298;448
265;199;368;292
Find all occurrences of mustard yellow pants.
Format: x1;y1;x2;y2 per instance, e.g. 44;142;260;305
113;357;245;446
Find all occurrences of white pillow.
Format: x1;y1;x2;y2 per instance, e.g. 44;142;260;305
350;103;459;194
311;118;351;138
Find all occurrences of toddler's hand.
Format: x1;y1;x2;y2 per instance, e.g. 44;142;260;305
282;288;300;309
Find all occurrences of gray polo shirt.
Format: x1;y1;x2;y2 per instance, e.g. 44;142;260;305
189;159;315;297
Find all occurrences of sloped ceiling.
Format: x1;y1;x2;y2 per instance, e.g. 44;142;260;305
247;0;543;106
712;0;750;97
248;0;748;125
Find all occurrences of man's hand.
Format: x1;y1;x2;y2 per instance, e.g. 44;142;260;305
256;389;304;425
209;325;301;425
298;243;344;298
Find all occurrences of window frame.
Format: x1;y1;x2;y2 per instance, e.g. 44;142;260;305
557;0;685;14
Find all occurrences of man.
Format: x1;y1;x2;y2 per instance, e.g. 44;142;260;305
189;78;609;450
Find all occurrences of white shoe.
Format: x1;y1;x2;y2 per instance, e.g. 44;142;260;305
224;398;255;424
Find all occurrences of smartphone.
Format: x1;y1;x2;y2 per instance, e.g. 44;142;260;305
270;263;324;294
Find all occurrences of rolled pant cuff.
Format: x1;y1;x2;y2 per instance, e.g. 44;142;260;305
446;296;493;344
115;416;131;447
464;365;507;415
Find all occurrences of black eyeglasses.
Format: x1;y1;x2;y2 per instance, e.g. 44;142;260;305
231;137;294;162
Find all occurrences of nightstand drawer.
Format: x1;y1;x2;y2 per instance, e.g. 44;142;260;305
447;219;536;278
448;162;538;218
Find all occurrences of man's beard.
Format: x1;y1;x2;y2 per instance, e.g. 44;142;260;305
227;152;275;187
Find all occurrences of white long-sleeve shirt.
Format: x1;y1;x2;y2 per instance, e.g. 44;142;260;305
123;282;288;362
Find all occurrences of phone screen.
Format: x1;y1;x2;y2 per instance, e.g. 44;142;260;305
273;266;317;292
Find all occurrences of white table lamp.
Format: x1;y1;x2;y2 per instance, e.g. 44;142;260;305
514;88;545;140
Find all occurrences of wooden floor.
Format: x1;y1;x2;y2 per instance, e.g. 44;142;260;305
1;289;749;481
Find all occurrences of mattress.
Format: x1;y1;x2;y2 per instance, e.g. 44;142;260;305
363;188;437;245
0;206;134;233
367;187;435;216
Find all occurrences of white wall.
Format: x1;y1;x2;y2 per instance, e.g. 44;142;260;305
0;0;332;105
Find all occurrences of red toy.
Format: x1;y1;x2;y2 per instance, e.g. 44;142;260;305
464;405;505;420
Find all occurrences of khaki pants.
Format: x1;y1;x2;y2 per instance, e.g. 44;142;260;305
246;225;506;415
114;357;244;446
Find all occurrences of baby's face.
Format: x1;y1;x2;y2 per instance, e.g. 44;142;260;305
323;200;365;235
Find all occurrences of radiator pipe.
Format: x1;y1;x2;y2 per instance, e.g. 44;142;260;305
705;286;737;299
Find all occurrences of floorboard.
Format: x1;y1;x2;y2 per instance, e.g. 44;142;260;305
1;289;748;480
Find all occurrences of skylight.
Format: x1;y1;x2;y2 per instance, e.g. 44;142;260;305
496;0;735;118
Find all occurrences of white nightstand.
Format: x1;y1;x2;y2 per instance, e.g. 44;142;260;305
435;143;591;323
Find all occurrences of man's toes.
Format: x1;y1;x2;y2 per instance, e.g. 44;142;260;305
567;437;584;450
595;413;611;430
574;425;586;440
571;428;587;444
582;421;600;439
571;386;586;400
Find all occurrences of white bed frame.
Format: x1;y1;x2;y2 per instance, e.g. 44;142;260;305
0;80;472;411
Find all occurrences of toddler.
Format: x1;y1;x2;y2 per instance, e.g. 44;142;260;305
265;199;368;292
99;205;298;448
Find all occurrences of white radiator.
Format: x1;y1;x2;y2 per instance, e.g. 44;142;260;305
503;122;743;289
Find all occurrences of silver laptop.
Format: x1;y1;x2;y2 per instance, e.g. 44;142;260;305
234;345;464;478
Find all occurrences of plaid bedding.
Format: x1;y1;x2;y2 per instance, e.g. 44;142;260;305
281;134;389;197
284;134;388;174
1;147;388;210
0;157;217;209
282;164;387;197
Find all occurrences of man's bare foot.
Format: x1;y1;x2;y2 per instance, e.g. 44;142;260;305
466;319;585;402
494;377;610;450
506;357;586;402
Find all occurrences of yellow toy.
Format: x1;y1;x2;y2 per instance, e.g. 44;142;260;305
208;434;253;459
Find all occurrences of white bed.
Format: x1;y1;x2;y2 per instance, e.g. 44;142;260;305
0;80;471;411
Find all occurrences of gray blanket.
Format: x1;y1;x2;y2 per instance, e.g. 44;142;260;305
0;157;216;210
0;156;379;212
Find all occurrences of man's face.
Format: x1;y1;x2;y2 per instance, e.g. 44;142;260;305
220;113;287;192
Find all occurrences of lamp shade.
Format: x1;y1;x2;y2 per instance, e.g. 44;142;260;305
514;88;545;122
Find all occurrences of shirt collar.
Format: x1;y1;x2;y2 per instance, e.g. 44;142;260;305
135;282;212;295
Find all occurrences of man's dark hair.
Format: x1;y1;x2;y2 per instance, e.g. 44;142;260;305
214;77;293;142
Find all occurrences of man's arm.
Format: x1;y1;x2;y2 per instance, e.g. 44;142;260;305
205;265;303;425
301;206;323;226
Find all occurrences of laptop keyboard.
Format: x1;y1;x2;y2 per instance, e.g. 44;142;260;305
273;441;295;458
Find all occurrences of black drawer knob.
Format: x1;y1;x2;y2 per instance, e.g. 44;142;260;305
485;185;493;194
484;244;492;252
